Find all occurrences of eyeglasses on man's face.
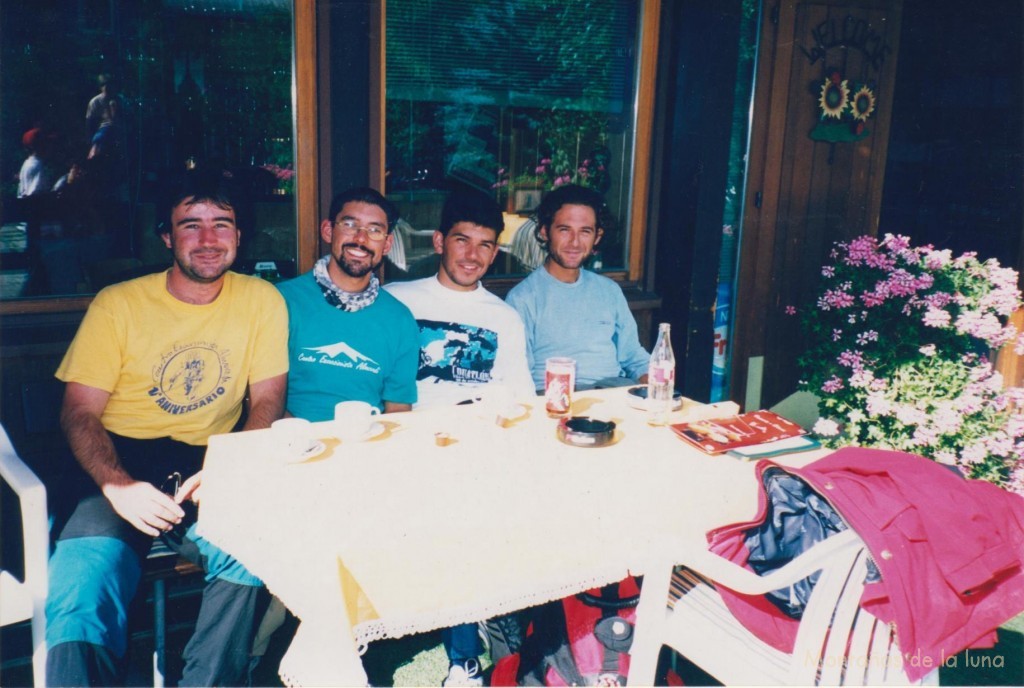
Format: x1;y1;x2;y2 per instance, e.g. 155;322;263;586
334;218;389;242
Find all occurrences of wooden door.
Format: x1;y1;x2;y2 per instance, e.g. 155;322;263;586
732;0;903;408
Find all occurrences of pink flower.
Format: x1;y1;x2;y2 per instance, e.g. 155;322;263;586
860;290;886;307
885;269;923;297
821;376;844;393
856;330;878;345
843;236;877;265
923;292;953;308
822;288;855;309
837;349;863;369
785;305;797;315
821;265;836;278
881;233;912;252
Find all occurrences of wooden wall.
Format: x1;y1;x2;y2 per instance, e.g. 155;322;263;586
732;0;904;408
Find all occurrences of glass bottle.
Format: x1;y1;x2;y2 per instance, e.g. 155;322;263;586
647;323;676;426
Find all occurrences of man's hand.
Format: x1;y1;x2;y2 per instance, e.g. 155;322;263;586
176;471;203;506
101;480;185;537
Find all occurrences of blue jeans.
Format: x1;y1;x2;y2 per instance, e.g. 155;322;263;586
45;434;266;687
442;623;483;663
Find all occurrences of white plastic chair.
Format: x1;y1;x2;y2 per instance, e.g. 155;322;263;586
630;529;936;686
0;424;48;687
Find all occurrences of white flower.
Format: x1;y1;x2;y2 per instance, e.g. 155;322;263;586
865;392;892;416
919;344;936;356
960;443;988;465
813;418;841;436
849;369;875;388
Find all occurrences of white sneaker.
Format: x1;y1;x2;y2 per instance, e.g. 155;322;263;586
443;658;484;687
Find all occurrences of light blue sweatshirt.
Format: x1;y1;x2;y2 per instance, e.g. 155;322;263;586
506;266;651;389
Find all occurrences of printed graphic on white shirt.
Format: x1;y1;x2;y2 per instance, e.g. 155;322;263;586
148;342;232;415
298;341;382;374
417;319;497;384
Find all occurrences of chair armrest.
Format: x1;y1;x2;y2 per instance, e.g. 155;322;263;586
679;529;861;594
0;427;50;599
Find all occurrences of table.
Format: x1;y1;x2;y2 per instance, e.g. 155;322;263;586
197;389;828;686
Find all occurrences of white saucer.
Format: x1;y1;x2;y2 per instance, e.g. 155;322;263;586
340;422;386;442
285;440;325;463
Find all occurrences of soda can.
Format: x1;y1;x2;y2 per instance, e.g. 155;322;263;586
544;357;576;417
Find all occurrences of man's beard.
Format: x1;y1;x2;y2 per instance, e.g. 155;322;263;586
548;247;591;271
335;243;383;278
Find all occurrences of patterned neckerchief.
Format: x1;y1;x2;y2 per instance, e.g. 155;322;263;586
312;255;380;312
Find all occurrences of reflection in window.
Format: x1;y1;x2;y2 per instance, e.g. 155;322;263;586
0;1;296;300
385;0;640;280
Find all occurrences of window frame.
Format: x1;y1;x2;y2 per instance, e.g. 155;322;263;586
0;0;658;315
366;0;661;291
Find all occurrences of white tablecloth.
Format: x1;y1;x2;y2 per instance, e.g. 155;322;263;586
197;390;827;685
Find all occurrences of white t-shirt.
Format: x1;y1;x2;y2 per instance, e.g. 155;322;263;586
385;275;536;407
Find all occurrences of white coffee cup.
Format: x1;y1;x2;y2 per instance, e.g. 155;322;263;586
272;417;315;461
333;401;381;441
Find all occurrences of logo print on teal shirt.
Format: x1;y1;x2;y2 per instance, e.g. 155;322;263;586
298;341;382;374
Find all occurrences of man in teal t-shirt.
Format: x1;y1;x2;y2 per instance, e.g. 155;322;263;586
277;187;418;421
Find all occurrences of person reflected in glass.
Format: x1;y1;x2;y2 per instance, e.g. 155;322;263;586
17;127;59;199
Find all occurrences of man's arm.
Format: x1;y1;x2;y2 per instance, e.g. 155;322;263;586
61;381;184;536
241;373;287;431
384;401;412;413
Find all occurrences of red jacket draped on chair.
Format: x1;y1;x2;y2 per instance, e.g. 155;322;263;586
707;447;1024;682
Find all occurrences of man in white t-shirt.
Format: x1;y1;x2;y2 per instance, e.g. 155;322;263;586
385;187;534;686
386;188;534;408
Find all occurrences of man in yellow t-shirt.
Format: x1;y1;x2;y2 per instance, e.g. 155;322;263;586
46;168;288;687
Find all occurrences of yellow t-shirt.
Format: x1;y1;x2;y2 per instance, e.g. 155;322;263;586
56;271;289;445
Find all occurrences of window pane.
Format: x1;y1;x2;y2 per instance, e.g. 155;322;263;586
384;0;641;280
1;0;297;300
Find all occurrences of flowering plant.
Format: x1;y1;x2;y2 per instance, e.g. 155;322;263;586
796;234;1024;493
492;155;607;192
261;163;295;194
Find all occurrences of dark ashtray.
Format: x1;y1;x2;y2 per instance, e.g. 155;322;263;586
557;416;617;447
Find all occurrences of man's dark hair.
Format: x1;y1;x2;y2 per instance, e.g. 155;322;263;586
157;166;249;236
533;184;612;246
327;187;399;233
438;187;503;237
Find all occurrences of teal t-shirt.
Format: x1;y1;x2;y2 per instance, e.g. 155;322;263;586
277;273;419;421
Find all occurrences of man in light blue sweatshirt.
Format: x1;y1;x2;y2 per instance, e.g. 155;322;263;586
505;185;650;390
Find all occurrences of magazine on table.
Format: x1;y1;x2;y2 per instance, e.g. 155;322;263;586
671;410;819;457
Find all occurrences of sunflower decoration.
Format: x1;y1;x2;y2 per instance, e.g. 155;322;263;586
818;73;850;120
850;85;876;122
810;70;877;143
